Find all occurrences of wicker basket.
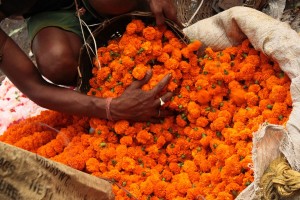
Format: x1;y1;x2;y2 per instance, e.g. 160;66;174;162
175;0;216;27
174;0;271;27
77;11;190;93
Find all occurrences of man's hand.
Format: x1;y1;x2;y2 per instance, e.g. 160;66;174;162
147;0;182;28
110;70;173;123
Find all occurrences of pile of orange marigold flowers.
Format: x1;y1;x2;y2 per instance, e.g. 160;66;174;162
0;19;292;200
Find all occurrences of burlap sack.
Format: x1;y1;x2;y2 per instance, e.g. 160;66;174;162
183;6;300;199
0;142;114;200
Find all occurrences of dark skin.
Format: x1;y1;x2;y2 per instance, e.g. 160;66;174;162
0;0;180;122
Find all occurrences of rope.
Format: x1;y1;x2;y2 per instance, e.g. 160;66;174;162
185;0;204;27
74;0;101;69
175;0;216;27
260;155;300;199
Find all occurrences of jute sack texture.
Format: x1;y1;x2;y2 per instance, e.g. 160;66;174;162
0;142;114;200
183;6;300;199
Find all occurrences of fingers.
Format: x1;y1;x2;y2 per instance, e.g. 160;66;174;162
162;2;180;26
172;18;184;29
153;10;165;27
147;0;165;27
156;109;174;118
128;69;153;89
148;0;179;27
137;109;174;123
154;92;173;107
150;73;172;96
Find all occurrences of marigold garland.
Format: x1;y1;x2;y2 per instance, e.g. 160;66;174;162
0;19;292;200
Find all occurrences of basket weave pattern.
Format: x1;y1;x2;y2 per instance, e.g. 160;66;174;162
174;0;216;26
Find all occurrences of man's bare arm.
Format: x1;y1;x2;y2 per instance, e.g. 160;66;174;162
0;12;172;122
0;12;108;118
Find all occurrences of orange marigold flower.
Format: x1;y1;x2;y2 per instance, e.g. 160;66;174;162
285;92;292;107
248;84;261;93
129;183;142;198
236;62;256;81
143;26;156;40
211;95;224;108
210;117;227;132
195;77;209;89
107;43;120;53
245;92;259;106
217;192;234;199
163;43;174;54
169;162;181;174
114;120;130;134
157;52;170;63
223;155;243;178
181;47;192;59
225;182;242;197
176;115;188;127
164;58;179;70
172;48;182;61
141;41;152;54
123;43;137;57
196;117;209;128
182;160;197;173
195;90;211;105
86;157;101;173
178;60;191;74
120;156;136;172
98;146;117;162
218;52;231;63
168;38;183;49
158;153;167;165
265;75;280;90
121;55;135;69
172;173;192;195
215;143;234;161
230;88;246;106
165;184;179;200
164;30;176;40
98;52;111;66
156;135;166;149
218;110;232;123
162;169;173;181
152;43;163;57
120;73;133;88
187;40;201;52
136;130;154;145
131;19;145;32
153;181;168;198
140;179;154;195
199;133;212;148
132;64;149;80
269;85;287;103
96;67;111;81
120;136;133;146
14;131;56;152
126;22;137;35
187;101;201;119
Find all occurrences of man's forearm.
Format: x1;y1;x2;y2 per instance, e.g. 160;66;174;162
0;28;107;119
29;82;108;119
